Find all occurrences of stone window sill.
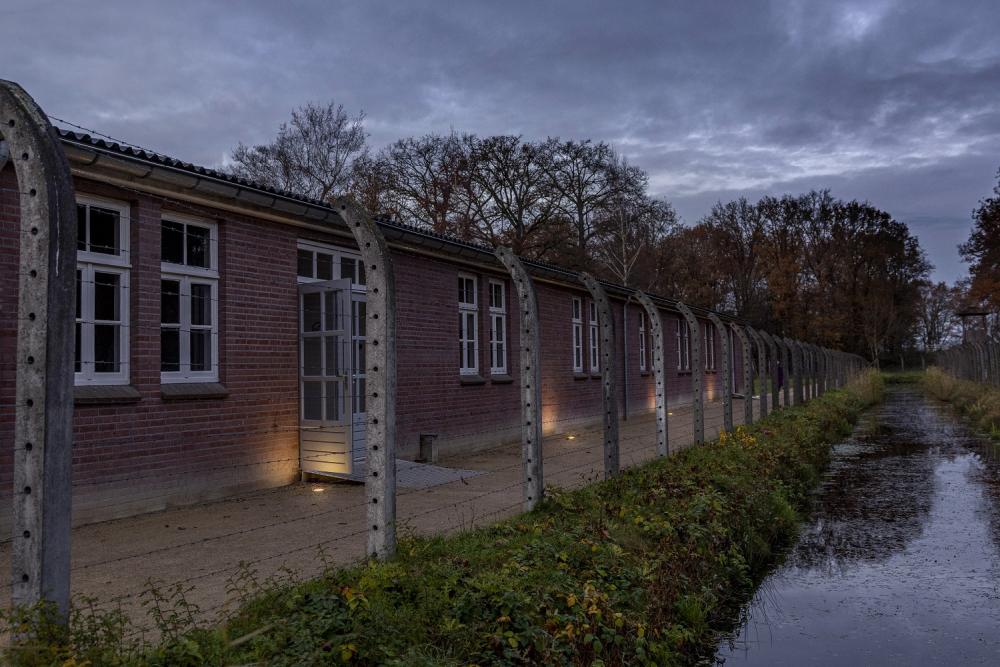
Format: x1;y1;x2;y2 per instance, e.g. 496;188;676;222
74;384;142;405
573;372;589;381
459;374;486;386
490;374;514;384
160;382;229;400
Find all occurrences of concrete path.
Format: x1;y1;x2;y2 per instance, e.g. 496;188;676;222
0;392;792;632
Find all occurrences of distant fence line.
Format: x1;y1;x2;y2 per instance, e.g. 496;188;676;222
1;79;868;623
938;341;1000;386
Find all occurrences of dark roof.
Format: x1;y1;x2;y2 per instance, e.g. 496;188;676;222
57;127;722;319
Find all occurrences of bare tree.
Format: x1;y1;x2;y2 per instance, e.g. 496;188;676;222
231;101;367;201
592;157;677;288
916;282;960;352
541;139;641;263
378;133;475;237
464;135;559;257
348;153;398;219
699;197;769;320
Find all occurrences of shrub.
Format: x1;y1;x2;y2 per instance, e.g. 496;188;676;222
3;371;884;666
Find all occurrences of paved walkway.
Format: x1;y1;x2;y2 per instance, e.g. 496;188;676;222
0;391;793;631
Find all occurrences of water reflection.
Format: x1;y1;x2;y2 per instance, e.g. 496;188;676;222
716;387;1000;666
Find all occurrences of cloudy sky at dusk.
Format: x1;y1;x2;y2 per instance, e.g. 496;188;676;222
4;0;998;282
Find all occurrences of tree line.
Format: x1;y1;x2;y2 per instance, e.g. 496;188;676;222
231;100;945;363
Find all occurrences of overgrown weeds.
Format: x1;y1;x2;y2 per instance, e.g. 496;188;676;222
923;367;1000;439
1;371;883;666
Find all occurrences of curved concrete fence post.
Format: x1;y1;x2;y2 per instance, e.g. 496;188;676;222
732;324;754;426
335;198;398;560
746;327;767;419
761;331;782;409
975;343;988;384
821;348;832;394
1;80;77;619
789;339;804;405
778;337;792;407
808;345;819;396
990;342;999;386
635;291;669;457
496;247;544;510
800;343;810;400
806;344;818;399
675;302;704;444
580;273;619;477
706;313;732;432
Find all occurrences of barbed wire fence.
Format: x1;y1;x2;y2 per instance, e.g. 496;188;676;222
0;81;868;648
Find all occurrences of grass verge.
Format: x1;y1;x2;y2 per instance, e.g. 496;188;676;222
4;371;883;666
923;367;1000;439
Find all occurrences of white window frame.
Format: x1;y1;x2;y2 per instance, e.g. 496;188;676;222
296;240;366;287
75;196;130;386
488;279;507;376
571;297;584;373
639;311;647;372
161;214;219;383
704;321;716;370
458;273;479;376
589;300;600;373
677;317;691;371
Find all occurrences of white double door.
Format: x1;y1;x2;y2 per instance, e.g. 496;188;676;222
298;279;366;476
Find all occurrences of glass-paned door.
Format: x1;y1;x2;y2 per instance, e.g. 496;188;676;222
299;279;353;476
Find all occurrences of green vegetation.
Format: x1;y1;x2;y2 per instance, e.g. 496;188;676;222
883;370;926;385
923;367;1000;439
3;371;883;666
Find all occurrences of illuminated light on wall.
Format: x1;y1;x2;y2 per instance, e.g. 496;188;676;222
312;486;325;493
566;434;577;441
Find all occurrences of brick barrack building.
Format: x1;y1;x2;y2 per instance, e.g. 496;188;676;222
0;129;745;529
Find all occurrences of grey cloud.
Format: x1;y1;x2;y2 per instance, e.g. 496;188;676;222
2;0;998;282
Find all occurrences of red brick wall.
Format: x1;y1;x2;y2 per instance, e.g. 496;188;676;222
0;164;740;526
0;165;19;502
0;172;302;527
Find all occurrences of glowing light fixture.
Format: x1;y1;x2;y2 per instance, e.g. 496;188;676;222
312;486;325;493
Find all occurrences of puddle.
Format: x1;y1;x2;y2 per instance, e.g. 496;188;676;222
715;386;1000;665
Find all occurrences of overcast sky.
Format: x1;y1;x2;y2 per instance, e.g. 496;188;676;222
4;0;998;282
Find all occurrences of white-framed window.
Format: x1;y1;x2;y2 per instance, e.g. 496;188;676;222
161;214;219;383
297;243;366;286
458;273;478;375
677;317;691;371
488;280;507;375
571;297;584;372
75;197;130;385
589;301;600;373
704;321;716;370
639;311;647;372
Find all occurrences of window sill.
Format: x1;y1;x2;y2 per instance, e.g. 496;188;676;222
490;374;514;384
160;382;229;400
639;371;651;377
74;384;142;405
573;372;589;381
677;370;693;376
589;372;602;379
459;374;486;386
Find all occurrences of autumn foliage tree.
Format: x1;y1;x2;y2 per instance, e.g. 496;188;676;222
231;102;932;360
960;168;1000;312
